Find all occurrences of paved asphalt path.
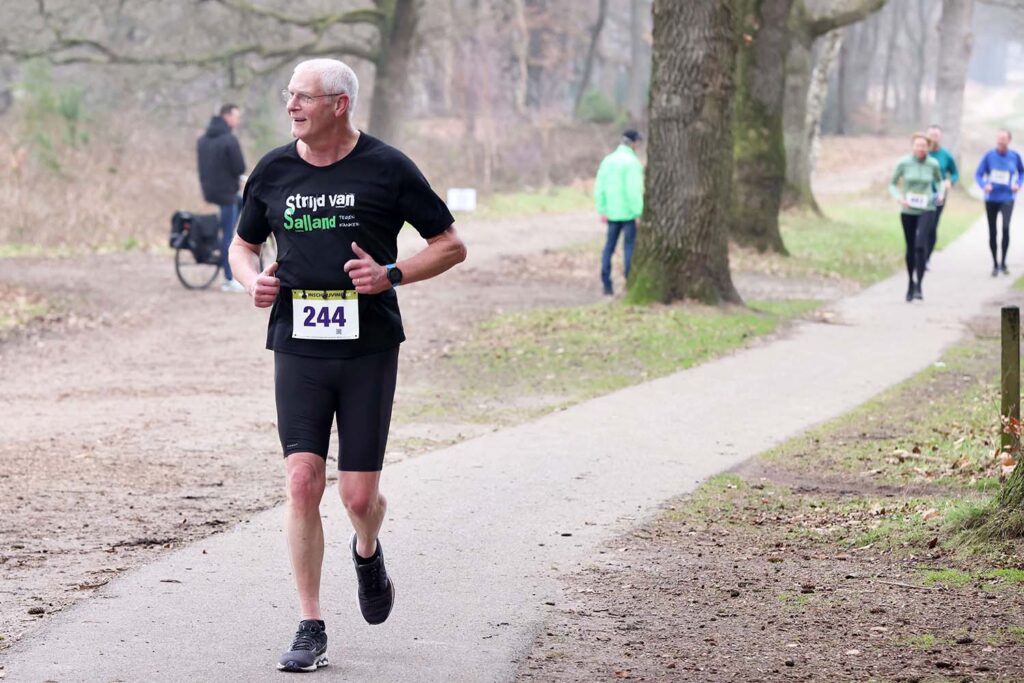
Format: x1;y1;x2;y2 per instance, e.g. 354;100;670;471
2;215;1017;682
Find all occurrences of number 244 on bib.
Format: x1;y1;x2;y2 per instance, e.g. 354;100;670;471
291;290;360;340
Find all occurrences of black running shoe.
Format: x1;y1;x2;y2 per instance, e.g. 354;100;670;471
913;283;923;300
351;535;395;625
906;283;914;302
1002;264;1011;275
993;267;1001;277
277;619;328;672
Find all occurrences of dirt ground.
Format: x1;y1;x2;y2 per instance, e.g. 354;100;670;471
515;496;1024;682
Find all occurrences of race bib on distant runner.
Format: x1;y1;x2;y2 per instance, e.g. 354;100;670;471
991;169;1011;185
292;290;359;340
905;193;929;209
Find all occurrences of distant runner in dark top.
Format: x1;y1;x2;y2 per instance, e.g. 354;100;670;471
197;103;246;291
889;132;944;302
923;124;959;268
975;129;1023;276
227;58;467;673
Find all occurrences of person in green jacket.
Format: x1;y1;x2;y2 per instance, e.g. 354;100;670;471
890;132;944;302
923;124;959;267
595;129;644;296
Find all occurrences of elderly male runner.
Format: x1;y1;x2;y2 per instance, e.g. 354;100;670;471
228;58;467;672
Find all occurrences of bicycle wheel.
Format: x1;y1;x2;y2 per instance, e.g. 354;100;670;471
175;242;221;289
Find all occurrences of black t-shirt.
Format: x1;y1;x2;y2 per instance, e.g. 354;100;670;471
236;133;454;358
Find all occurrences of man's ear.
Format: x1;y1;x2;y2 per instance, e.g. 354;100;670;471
334;94;350;119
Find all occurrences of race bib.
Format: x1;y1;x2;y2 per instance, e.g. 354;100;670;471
991;169;1011;185
905;193;929;209
292;290;359;340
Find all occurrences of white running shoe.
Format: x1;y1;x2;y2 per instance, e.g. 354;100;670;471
221;279;246;293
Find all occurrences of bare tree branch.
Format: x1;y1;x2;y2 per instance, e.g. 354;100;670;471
3;35;378;67
1;0;381;68
212;0;386;31
805;0;887;37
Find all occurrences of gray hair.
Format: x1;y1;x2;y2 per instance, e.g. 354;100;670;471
293;59;359;113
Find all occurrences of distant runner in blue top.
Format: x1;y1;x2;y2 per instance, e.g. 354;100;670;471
975;129;1024;276
923;125;958;268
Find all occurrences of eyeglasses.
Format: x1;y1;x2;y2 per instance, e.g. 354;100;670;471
280;89;345;105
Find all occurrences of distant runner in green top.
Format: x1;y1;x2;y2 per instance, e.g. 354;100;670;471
889;132;944;302
923;124;959;267
595;129;644;296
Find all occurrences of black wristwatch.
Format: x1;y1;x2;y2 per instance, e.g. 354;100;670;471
386;263;403;287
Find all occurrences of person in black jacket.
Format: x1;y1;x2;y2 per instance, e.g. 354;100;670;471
197;104;247;291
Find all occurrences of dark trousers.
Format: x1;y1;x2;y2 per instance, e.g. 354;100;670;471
901;212;931;286
219;195;242;281
924;202;944;264
601;219;637;294
986;201;1014;267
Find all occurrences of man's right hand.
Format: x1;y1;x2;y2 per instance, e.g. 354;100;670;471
599;214;607;224
250;262;280;308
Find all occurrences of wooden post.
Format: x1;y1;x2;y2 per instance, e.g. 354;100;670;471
1002;306;1020;455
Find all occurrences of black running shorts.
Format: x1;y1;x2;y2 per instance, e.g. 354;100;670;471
274;347;399;471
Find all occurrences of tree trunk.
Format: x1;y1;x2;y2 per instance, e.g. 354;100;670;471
573;0;609;116
933;0;974;157
731;0;793;254
834;31;847;135
909;0;930;124
785;28;840;211
627;0;741;305
511;0;530;115
368;0;419;144
781;0;887;211
880;17;898;116
628;0;646;120
803;29;842;207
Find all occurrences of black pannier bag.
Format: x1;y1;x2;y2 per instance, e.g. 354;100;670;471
169;211;192;248
170;211;221;264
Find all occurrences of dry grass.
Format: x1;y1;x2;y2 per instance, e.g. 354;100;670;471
0;110;205;251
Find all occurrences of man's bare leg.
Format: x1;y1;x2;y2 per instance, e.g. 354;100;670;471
339;470;386;557
285;452;327;619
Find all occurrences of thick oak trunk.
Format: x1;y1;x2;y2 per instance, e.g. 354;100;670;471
628;0;741;305
933;0;973;156
368;0;419;144
731;0;793;254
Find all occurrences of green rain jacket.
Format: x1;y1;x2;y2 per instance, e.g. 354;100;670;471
595;144;644;222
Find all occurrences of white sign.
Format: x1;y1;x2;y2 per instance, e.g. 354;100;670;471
446;188;478;212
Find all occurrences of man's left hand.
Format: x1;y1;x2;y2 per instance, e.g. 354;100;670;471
344;242;391;294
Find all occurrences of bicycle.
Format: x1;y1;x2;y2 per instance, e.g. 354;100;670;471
171;211;277;290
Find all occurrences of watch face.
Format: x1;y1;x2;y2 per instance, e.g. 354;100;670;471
388;267;402;285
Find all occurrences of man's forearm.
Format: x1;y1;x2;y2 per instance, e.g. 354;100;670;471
395;227;467;286
228;237;262;290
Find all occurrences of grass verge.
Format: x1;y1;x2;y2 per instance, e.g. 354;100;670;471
395;299;820;428
668;300;1024;579
0;285;49;337
733;194;982;284
471;185;592;219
